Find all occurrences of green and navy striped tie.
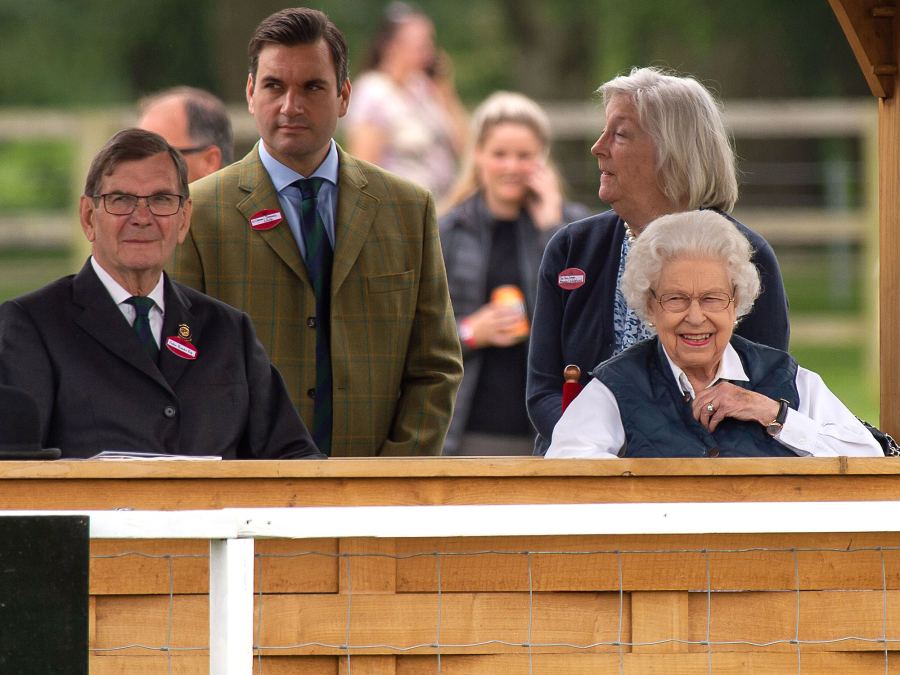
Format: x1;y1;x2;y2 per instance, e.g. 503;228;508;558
125;296;158;362
295;177;333;454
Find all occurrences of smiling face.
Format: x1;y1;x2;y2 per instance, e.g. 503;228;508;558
648;257;736;385
247;40;350;176
475;122;545;214
590;94;676;229
80;152;191;295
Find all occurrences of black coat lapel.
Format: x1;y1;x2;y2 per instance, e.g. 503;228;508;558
71;261;173;394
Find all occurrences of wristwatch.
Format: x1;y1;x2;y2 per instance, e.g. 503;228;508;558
765;398;790;437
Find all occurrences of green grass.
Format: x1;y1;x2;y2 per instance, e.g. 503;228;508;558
0;247;74;301
0;140;74;210
789;343;878;425
777;245;866;316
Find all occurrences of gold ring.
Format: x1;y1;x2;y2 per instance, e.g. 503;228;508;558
706;402;715;414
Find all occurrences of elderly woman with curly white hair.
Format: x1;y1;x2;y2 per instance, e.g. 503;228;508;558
546;211;881;459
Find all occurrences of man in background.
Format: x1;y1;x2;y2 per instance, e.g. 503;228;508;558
172;7;462;456
138;86;234;182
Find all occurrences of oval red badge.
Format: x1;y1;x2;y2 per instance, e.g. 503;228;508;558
558;267;586;290
249;209;283;230
165;336;198;360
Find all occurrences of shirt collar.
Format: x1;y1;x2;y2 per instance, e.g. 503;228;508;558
90;256;165;311
660;340;748;399
258;138;339;192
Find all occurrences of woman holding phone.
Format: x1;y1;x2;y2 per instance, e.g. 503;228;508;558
345;2;467;200
439;91;589;456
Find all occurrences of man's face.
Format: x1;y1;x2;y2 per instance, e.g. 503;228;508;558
138;96;221;182
247;40;350;176
80;152;191;290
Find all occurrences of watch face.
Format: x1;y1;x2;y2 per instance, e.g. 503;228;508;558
766;421;783;437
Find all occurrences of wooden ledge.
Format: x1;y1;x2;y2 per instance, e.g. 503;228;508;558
0;456;896;480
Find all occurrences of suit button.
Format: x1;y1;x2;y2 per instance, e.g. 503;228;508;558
307;317;317;328
307;388;316;399
708;447;720;458
163;405;177;419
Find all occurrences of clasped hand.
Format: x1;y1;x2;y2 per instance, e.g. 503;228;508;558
691;381;781;432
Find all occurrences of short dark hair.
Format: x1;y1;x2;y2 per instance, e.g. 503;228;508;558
248;7;349;91
83;128;189;198
139;86;235;165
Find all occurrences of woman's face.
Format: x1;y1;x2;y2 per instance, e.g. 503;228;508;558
591;94;675;228
648;257;736;381
475;122;545;211
387;16;436;73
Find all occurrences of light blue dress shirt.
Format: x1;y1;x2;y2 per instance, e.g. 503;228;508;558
258;139;339;258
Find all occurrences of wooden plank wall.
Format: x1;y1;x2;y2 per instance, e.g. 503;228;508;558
88;532;900;674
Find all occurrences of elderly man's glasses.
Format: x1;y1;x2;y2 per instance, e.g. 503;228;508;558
174;144;212;155
94;193;184;216
652;290;735;313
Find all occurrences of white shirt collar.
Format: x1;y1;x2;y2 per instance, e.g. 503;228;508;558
258;138;339;192
660;341;749;399
90;256;165;312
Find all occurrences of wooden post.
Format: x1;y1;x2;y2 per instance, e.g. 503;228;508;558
880;90;900;434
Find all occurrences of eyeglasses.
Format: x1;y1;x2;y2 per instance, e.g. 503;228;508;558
652;290;735;313
173;144;212;155
94;193;184;216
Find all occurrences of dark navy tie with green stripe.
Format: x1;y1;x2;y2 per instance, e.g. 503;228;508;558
294;177;333;454
125;296;158;361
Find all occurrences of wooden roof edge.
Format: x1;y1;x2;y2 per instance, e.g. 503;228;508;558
829;0;896;98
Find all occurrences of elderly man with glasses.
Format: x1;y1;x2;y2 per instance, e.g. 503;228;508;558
0;128;322;460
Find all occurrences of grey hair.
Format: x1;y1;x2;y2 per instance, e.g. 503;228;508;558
598;66;738;213
621;211;760;323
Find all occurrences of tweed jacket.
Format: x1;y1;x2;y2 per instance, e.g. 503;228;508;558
171;143;463;456
0;262;321;459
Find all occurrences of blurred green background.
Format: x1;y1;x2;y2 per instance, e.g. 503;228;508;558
0;0;879;422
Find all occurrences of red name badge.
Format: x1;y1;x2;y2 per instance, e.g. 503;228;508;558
558;267;586;290
165;336;198;360
249;209;283;230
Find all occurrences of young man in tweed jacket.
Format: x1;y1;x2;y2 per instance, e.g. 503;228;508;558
172;7;462;456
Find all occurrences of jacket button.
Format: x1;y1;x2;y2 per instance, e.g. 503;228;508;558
163;405;177;418
307;317;317;328
708;447;720;458
307;388;316;399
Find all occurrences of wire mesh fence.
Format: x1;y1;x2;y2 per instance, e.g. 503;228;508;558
89;538;900;674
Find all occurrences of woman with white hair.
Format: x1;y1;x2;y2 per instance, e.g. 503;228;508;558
439;91;589;455
528;66;790;454
546;211;879;458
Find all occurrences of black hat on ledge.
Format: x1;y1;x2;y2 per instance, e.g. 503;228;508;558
0;385;61;460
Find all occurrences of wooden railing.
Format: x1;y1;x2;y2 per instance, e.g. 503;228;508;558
4;457;900;674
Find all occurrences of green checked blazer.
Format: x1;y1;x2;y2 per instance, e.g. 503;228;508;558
171;143;463;457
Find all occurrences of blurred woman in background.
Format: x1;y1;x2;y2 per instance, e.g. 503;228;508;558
440;92;589;455
344;1;467;200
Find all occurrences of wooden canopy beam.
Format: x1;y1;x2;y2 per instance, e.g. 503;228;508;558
829;0;895;98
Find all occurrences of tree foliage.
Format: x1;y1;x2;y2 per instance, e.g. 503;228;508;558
0;0;869;107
